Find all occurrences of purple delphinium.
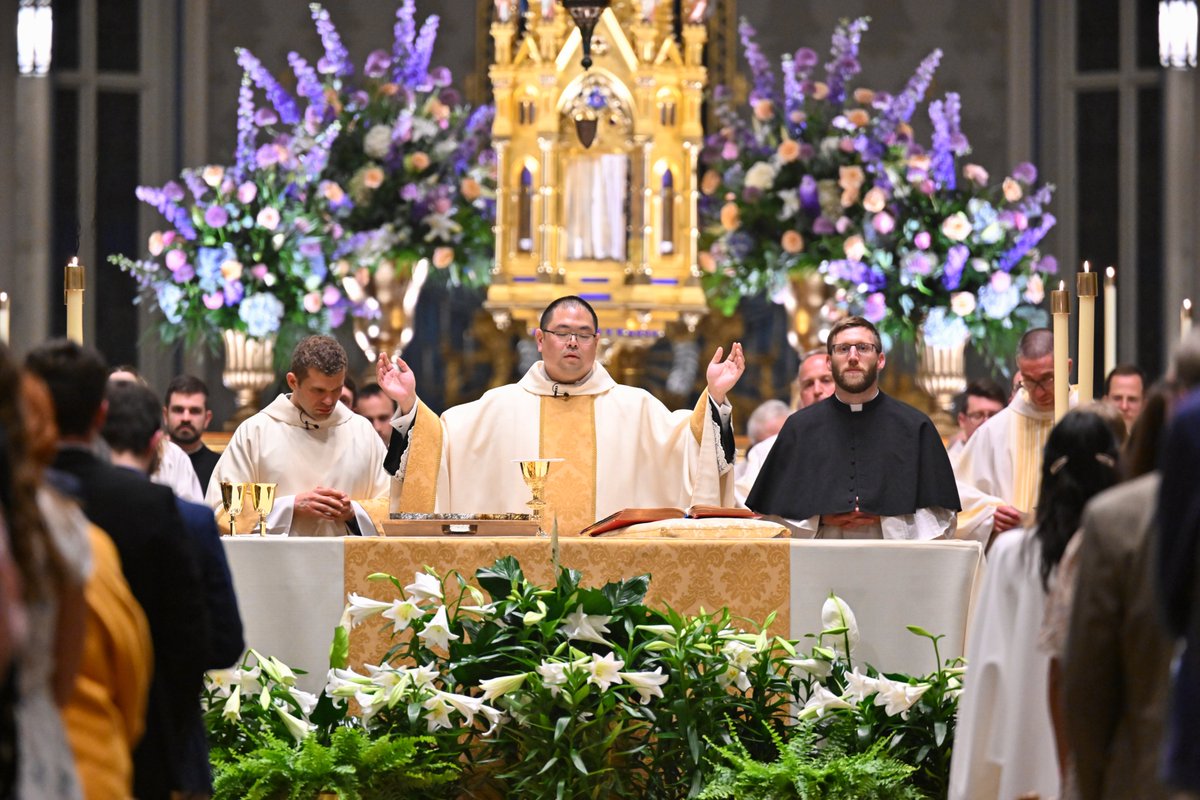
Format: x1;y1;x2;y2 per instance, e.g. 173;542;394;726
997;213;1057;272
929;94;962;191
363;49;391;79
738;18;776;108
391;0;417;83
781;53;805;138
882;49;942;128
234;79;257;175
826;259;887;292
824;17;869;106
183;170;208;202
942;243;969;290
1012;162;1038;184
1019;184;1055;218
288;52;327;121
403;15;440;89
136;184;197;241
236;48;300;125
301;120;341;181
310;4;353;77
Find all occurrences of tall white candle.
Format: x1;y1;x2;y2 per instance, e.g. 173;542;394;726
1104;267;1116;378
1052;280;1071;422
65;257;85;344
0;292;9;346
1184;298;1194;343
1077;263;1097;404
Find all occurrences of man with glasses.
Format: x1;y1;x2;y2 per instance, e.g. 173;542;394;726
945;378;1008;468
956;327;1067;543
746;316;960;539
377;295;745;534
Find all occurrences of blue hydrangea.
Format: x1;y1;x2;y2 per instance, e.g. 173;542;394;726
155;283;185;324
196;245;233;293
238;292;285;337
922;306;970;347
978;282;1021;320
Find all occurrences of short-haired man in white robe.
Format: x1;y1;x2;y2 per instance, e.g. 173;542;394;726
377;295;745;535
955;327;1071;545
205;335;390;537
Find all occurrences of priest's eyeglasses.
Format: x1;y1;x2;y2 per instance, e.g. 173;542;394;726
1019;373;1054;392
830;342;879;356
544;329;596;343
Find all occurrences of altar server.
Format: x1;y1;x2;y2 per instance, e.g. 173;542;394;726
378;295;743;535
206;335;390;537
746;316;960;539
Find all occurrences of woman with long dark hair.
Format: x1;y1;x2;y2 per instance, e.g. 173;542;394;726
948;408;1120;800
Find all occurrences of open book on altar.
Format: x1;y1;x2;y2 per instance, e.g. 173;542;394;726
581;506;760;537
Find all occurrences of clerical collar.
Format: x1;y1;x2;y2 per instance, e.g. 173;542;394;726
538;364;594;389
833;388;881;413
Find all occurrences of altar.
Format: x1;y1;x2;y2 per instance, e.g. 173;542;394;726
223;536;984;692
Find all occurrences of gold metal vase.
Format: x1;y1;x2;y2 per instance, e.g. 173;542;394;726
782;271;832;355
915;328;968;437
222;330;275;429
351;257;429;362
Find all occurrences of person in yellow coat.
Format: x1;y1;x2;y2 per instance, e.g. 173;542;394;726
62;524;152;800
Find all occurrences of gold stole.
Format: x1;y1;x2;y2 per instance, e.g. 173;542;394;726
1011;411;1054;513
395;401;442;513
540;394;597;535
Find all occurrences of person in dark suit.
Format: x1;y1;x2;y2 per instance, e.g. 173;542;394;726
26;339;210;800
105;378;245;797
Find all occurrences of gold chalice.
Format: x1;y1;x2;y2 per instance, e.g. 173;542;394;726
251;482;277;537
220;480;246;536
516;459;563;536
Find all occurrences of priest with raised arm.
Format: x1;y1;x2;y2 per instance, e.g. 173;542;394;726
378;295;744;534
206;335;390;537
746;316;960;539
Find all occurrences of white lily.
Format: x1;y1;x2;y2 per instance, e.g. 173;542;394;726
382;597;424;634
422;693;454;731
559;605;613;646
436;689;491;727
274;704;315;742
479;672;529;702
365;662;406;689
873;676;930;718
221;686;241;722
722;640;759;671
480;704;506;736
417;606;460;652
587;652;626;691
716;665;751;692
269;657;297;687
843;668;879;703
404;572;444;604
409;662;441;689
523;599;549;626
536;661;570;696
800;684;853;718
783;656;833;681
288;687;319;716
619;667;668;704
636;624;678;645
821;593;861;656
343;594;393;629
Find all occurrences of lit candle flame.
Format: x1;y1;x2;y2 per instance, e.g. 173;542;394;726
1083;260;1091;273
68;257;79;267
1186;299;1194;313
1106;266;1115;279
1059;280;1065;291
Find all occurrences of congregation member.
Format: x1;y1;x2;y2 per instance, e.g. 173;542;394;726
734;349;835;505
945;378;1007;466
340;374;358;409
208;335;390;537
1057;385;1174;800
355;382;398;445
1;348;89;799
163;375;222;493
104;380;244;797
737;399;788;480
378;295;743;535
28;339;210;800
955;328;1065;543
1155;329;1200;800
745;316;960;539
1101;362;1145;431
948;408;1120;800
108;366;204;503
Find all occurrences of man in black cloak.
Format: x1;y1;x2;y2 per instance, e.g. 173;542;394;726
745;316;961;539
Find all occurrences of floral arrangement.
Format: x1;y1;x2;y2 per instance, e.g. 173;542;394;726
699;17;1055;371
205;558;964;799
111;0;496;350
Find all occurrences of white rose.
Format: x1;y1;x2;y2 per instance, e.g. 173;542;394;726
363;125;393;160
744;161;779;192
950;291;977;316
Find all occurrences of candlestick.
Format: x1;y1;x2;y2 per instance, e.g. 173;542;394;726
1104;267;1116;378
1184;298;1194;343
65;257;85;344
0;292;9;347
1051;280;1071;422
1076;262;1097;404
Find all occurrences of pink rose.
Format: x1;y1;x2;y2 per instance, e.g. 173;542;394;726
322;285;342;306
721;141;739;160
914;231;931;250
237;181;258;204
166;249;188;272
148;231;164;256
872;212;895;235
203;292;224;310
990;271;1013;293
303;291;323;314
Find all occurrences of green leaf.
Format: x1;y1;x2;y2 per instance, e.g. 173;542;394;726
569;750;589;776
554;715;570;742
601;574;650;610
328;625;349;671
475;556;525;600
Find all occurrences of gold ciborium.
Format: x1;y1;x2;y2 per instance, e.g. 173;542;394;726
251;482;277;537
220;481;246;536
515;458;563;536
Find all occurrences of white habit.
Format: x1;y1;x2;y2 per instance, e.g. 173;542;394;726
206;394;390;537
151;440;204;502
948;526;1059;800
389;362;734;535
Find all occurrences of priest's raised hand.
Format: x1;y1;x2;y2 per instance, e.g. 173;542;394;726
377;351;417;415
705;342;745;405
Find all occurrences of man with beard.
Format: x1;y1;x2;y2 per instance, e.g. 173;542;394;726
746;316;960;539
163;375;221;494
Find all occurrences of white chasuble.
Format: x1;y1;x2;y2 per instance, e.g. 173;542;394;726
205;394;390;537
392;362;733;534
954;390;1057;541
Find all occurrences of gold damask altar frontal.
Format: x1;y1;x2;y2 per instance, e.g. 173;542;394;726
345;537;791;672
